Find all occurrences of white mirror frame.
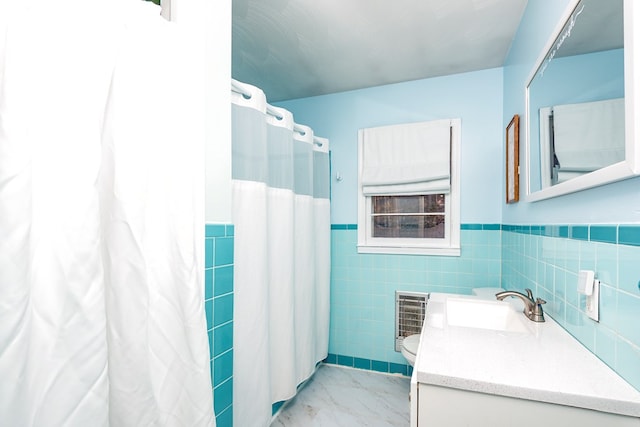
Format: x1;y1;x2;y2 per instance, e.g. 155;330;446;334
524;0;640;202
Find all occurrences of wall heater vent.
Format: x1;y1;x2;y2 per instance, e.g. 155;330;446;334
395;291;429;352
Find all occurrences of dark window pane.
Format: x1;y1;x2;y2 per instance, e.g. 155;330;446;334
422;194;445;213
372;215;445;238
372;195;445;214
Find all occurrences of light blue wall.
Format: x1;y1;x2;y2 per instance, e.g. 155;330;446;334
278;67;504;225
276;69;506;371
328;225;501;369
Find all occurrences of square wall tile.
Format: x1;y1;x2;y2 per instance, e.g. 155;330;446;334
616;292;640;347
371;360;388;373
205;269;214;300
618;245;640;295
216;406;233;427
563;303;595;353
337;355;354;367
214;265;234;296
564;240;580;273
215;237;234;266
616;339;640;391
570;225;589;241
213;350;233;387
214;379;233;415
214;294;234;327
354;357;371;370
590;225;617;244
579;241;596;272
208;329;214;359
389;363;407;375
558;226;569;238
594;326;617;370
206;224;227;238
205;238;214;269
595;242;618;286
598;284;618;330
213;321;233;356
324;354;337;364
619;225;640;247
205;299;213;330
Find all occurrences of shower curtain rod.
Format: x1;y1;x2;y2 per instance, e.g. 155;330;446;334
231;81;323;147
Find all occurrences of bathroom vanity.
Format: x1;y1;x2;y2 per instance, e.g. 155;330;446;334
410;293;640;426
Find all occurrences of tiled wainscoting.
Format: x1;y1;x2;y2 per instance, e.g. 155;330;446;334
502;224;640;391
204;224;234;427
329;224;502;368
211;223;640;424
324;353;413;377
328;223;640;393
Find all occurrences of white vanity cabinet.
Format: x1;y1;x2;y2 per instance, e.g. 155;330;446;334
412;381;640;426
410;293;640;426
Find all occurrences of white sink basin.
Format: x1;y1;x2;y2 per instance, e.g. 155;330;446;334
445;297;530;333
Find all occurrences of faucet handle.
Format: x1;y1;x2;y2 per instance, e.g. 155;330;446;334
525;288;534;299
531;297;546;322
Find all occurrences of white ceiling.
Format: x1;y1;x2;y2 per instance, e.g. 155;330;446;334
232;0;529;101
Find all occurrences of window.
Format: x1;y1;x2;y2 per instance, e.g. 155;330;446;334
357;119;460;256
371;194;446;238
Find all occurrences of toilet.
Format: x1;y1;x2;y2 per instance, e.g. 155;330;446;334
401;334;421;366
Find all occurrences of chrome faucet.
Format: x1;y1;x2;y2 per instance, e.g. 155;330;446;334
495;288;546;322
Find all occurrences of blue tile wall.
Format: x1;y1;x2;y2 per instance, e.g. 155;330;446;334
502;224;640;391
619;226;640;247
204;221;639;425
328;223;640;392
323;353;413;377
329;224;502;368
205;224;234;427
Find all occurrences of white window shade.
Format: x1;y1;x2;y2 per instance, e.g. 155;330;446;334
553;98;625;173
361;120;451;195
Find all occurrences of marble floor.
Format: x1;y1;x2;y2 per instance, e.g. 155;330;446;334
271;364;411;427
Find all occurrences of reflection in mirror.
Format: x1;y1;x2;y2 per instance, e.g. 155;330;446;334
527;0;624;193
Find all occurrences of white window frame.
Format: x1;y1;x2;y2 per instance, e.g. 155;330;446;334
357;118;461;256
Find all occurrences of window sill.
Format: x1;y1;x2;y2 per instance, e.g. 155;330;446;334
357;244;460;257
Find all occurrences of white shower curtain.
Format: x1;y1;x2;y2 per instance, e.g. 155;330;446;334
265;105;297;403
0;2;214;426
231;80;331;427
313;137;331;366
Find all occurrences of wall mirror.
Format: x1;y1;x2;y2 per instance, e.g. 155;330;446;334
525;0;640;201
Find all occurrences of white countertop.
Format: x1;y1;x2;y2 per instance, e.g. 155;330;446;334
415;293;640;418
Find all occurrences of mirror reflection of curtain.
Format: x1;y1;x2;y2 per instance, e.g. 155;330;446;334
540;98;625;185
